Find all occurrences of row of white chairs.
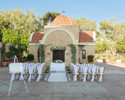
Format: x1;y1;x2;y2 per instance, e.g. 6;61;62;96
9;63;45;82
70;63;104;82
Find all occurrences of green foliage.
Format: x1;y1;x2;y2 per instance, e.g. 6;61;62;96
43;12;61;25
95;41;108;53
0;8;43;51
26;54;34;61
102;55;106;58
116;39;125;53
123;54;125;57
39;44;45;63
8;45;23;58
9;45;15;51
44;67;50;73
1;43;5;54
1;43;5;61
5;51;15;60
68;44;76;64
97;18;125;55
87;55;94;63
74;17;97;31
66;67;71;74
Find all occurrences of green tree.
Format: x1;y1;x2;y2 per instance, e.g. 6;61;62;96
0;8;43;51
43;12;61;25
116;39;125;53
99;18;125;54
95;40;108;53
74;18;97;31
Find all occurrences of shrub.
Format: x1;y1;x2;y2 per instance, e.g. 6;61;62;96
9;45;23;58
26;54;34;61
5;51;15;60
1;43;5;61
44;67;50;73
88;55;94;63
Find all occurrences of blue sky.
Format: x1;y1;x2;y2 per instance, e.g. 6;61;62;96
0;0;125;25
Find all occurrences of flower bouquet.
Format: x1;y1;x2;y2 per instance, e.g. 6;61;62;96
53;60;63;63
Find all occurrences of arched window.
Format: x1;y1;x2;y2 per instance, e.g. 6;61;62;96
82;50;86;59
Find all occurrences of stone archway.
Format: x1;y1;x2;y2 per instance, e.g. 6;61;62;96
39;27;78;44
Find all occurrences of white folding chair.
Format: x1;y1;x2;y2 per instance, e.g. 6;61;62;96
98;67;104;82
82;67;88;82
87;65;92;80
24;63;29;79
79;64;83;80
73;65;79;81
95;66;99;80
28;63;34;82
91;66;96;82
19;63;26;80
8;63;28;96
36;63;45;82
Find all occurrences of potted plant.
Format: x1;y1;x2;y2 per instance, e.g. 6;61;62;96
102;55;106;63
88;55;94;63
26;54;34;63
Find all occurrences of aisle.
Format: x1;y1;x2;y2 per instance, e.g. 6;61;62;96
48;72;68;82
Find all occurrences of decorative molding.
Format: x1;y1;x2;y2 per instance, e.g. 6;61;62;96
78;42;95;45
93;31;96;42
29;43;39;45
39;27;78;44
29;32;34;42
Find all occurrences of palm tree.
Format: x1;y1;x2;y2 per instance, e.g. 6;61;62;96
43;12;61;25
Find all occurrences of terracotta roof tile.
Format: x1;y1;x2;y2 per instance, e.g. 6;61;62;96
79;31;93;42
51;15;77;26
30;32;44;43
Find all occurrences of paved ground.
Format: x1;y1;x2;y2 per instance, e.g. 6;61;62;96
0;62;125;100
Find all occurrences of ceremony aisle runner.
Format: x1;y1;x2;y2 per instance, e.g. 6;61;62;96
48;72;68;82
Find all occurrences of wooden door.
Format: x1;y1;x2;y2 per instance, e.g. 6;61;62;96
53;50;65;62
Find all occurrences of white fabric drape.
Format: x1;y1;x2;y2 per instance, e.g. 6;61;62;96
73;65;79;81
99;67;104;82
91;67;96;82
82;67;88;82
50;62;65;71
28;63;34;82
36;63;45;82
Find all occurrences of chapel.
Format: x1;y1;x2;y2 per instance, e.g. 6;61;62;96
29;15;96;66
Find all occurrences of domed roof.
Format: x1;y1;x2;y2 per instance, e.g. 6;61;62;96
51;15;77;26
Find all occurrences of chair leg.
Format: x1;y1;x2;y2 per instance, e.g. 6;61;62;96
8;74;14;96
23;79;28;93
91;75;95;82
99;75;103;82
83;75;87;82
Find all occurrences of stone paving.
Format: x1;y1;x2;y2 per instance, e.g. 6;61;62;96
0;63;125;100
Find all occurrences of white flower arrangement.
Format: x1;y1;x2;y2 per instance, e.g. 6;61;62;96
53;60;63;63
51;46;66;51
